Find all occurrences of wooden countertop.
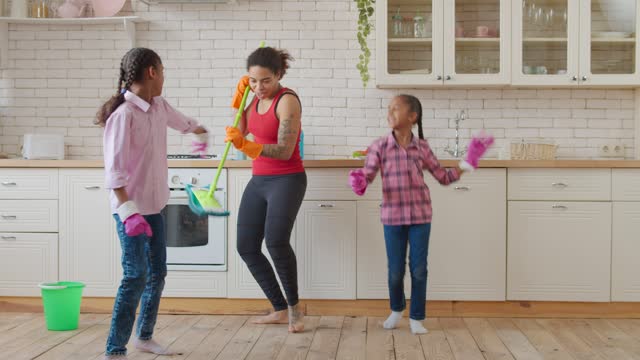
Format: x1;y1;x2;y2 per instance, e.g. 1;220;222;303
2;159;640;168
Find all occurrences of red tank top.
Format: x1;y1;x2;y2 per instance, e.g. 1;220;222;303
248;87;304;176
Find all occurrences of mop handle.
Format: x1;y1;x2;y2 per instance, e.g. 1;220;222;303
207;42;265;197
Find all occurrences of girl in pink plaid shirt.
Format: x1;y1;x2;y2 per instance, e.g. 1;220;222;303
349;94;493;334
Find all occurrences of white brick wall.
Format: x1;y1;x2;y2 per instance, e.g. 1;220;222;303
0;0;636;159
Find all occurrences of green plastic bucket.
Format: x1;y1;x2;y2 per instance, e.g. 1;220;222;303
38;281;85;331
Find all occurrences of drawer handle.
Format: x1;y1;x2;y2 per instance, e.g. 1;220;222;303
1;236;16;241
84;186;101;190
552;182;568;188
1;215;16;220
552;204;568;210
455;186;470;191
1;182;16;186
318;204;335;208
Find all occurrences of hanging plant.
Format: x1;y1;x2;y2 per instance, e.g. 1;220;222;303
355;0;375;87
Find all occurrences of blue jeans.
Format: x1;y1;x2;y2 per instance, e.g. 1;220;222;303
106;213;167;356
383;223;431;321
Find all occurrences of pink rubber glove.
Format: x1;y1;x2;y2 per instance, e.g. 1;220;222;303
124;214;153;237
117;201;153;238
460;133;495;171
192;132;208;158
349;169;367;196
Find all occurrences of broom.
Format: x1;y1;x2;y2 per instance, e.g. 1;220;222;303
185;42;263;216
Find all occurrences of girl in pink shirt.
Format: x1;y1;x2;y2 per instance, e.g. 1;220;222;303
349;94;492;334
96;47;207;359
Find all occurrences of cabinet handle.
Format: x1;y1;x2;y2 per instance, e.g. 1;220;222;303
571;76;578;81
436;75;443;80
582;76;588;81
445;75;452;80
1;236;16;241
318;204;335;208
84;186;100;190
1;215;16;220
1;182;16;186
552;204;568;210
454;186;470;191
215;187;224;191
552;182;568;188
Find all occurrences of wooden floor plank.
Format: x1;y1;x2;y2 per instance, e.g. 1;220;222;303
565;319;635;360
213;317;266;360
127;315;203;360
511;318;576;360
589;319;640;359
163;316;224;360
46;317;112;360
275;316;321;360
419;318;454;360
185;316;248;360
365;317;395;360
439;318;485;360
245;324;289;360
489;318;543;360
0;312;36;332
464;318;515;360
336;316;367;360
392;318;426;360
17;314;108;360
610;319;640;340
306;316;345;360
537;319;606;360
0;316;46;347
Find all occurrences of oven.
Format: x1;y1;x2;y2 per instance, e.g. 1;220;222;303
164;167;226;271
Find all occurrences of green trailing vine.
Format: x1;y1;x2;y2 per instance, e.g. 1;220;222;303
355;0;375;87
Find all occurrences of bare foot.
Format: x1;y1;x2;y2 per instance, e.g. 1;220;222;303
288;304;304;333
133;338;182;356
252;309;289;324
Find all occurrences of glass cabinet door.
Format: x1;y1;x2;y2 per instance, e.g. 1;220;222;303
580;0;639;85
443;0;510;84
513;0;580;85
376;0;443;86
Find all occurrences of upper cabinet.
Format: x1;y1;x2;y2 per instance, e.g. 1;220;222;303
377;0;511;87
376;0;640;87
513;0;640;86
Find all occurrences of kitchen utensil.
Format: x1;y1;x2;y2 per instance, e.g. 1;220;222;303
91;0;125;17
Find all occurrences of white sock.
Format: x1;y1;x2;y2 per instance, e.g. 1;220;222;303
410;319;428;334
383;311;403;329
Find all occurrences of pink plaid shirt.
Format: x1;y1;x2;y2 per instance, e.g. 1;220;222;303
363;133;461;226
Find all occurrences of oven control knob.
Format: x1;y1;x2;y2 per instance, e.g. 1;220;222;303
171;175;181;185
190;177;198;185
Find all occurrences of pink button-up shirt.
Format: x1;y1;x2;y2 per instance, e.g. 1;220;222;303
103;91;199;215
363;133;461;226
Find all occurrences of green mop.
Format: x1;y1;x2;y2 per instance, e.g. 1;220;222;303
185;42;264;216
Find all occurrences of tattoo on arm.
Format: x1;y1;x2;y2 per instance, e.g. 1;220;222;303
261;115;299;160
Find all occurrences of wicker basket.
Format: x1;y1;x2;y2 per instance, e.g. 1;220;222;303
510;140;557;160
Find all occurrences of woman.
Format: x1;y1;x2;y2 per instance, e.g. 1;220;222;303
225;47;306;333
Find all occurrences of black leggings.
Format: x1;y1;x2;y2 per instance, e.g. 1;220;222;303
237;172;307;311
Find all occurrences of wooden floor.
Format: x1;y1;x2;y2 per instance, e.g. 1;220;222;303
6;313;640;359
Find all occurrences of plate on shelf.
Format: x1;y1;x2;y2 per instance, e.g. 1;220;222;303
91;0;127;17
592;31;633;38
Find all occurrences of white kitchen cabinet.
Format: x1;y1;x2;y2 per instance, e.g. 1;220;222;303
0;200;58;232
296;200;357;299
507;201;611;301
59;169;122;297
426;169;507;300
612;202;640;301
163;271;227;298
0;233;58;296
357;170;507;301
376;0;512;87
513;0;640;86
0;169;58;199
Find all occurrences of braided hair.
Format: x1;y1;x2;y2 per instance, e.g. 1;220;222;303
397;94;424;140
95;48;162;127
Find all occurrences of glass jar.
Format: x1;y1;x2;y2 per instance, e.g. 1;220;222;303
391;8;403;38
31;0;49;18
413;14;426;38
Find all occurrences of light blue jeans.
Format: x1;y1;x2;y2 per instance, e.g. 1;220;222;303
105;213;166;356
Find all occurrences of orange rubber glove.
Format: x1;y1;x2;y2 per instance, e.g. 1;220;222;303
225;126;263;160
231;75;250;109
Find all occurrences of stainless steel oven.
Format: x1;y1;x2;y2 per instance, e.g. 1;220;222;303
164;167;226;271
